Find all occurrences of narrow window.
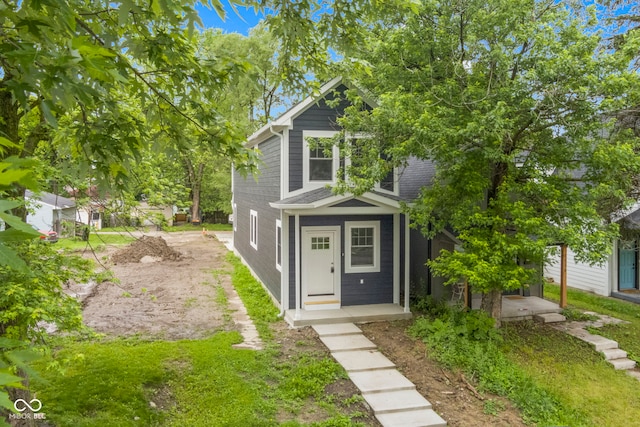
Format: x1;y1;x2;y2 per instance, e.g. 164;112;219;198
250;210;258;249
276;219;282;271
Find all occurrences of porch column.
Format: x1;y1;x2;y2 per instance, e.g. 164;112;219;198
393;213;400;304
404;213;410;313
295;213;301;320
282;213;289;314
560;243;567;308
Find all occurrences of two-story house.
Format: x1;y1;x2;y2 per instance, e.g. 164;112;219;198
232;77;456;326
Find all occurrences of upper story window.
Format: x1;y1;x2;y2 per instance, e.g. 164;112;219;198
303;130;340;188
345;136;398;195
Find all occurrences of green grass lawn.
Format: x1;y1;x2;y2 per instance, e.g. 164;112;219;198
501;283;640;427
29;253;365;426
55;233;136;252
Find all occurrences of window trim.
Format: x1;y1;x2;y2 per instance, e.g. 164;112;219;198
343;134;398;196
302;130;340;189
275;219;282;271
249;209;258;250
345;221;380;273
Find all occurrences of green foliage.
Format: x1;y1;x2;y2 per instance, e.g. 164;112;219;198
0;242;95;341
333;0;640;315
409;308;588;425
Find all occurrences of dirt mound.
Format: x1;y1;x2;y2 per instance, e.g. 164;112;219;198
111;235;182;264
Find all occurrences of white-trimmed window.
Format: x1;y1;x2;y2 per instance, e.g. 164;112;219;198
250;209;258;249
275;219;282;271
303;130;340;187
345;221;380;273
344;136;398;195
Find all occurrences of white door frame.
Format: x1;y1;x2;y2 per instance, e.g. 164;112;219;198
301;226;341;310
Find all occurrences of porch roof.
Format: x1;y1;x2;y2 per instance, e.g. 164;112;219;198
270;187;402;210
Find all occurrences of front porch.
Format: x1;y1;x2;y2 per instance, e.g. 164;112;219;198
471;295;562;321
285;296;562;327
284;303;412;327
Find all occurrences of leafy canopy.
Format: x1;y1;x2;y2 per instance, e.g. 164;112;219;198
334;0;640;309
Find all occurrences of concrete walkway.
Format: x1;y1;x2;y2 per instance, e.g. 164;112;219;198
313;323;447;427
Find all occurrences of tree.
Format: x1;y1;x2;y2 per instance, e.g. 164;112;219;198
335;0;640;324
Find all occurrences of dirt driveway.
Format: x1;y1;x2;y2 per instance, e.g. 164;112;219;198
75;231;235;339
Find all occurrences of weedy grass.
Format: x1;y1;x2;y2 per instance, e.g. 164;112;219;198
502;320;640;427
412;294;640;427
29;247;361;426
409;304;589;426
56;233;136;252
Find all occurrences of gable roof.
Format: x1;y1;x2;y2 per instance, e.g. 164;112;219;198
25;190;75;209
246;77;376;148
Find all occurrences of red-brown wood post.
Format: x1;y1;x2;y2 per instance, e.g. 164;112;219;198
560;244;567;308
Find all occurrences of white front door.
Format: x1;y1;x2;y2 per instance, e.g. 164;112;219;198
302;227;340;309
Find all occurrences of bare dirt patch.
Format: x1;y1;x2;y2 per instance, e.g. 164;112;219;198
74;231;233;339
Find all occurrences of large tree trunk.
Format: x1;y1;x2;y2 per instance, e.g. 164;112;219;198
480;289;503;328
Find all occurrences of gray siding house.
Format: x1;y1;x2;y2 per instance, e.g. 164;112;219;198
232;77;447;325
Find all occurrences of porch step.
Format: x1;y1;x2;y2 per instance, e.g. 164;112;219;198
601;348;628;361
534;313;566;323
609;358;636;370
348;368;416;394
331;350;396;372
564;329;619;351
318;334;377;352
363;389;432;414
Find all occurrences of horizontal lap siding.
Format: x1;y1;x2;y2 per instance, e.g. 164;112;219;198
233;135;282;302
289;86;350;193
544;248;610;296
288;214;394;308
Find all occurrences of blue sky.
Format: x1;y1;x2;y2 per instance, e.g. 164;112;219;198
195;2;266;34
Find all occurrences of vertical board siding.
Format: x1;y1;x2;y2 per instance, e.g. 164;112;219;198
233;135;282;301
544;248;610;296
287;214;395;308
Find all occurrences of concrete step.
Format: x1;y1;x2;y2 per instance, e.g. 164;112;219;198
348;368;416;394
318;334;377;352
534;313;566;323
363;389;432;414
626;370;640;381
609;358;636;370
312;323;362;337
331;350;396;372
578;333;619;352
376;408;447;427
601;348;628;361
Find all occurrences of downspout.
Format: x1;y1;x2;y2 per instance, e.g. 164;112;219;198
269;125;288;318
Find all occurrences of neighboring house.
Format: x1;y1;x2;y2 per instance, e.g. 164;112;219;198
232;77;459;324
131;201;174;228
545;204;640;299
25;190;76;235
